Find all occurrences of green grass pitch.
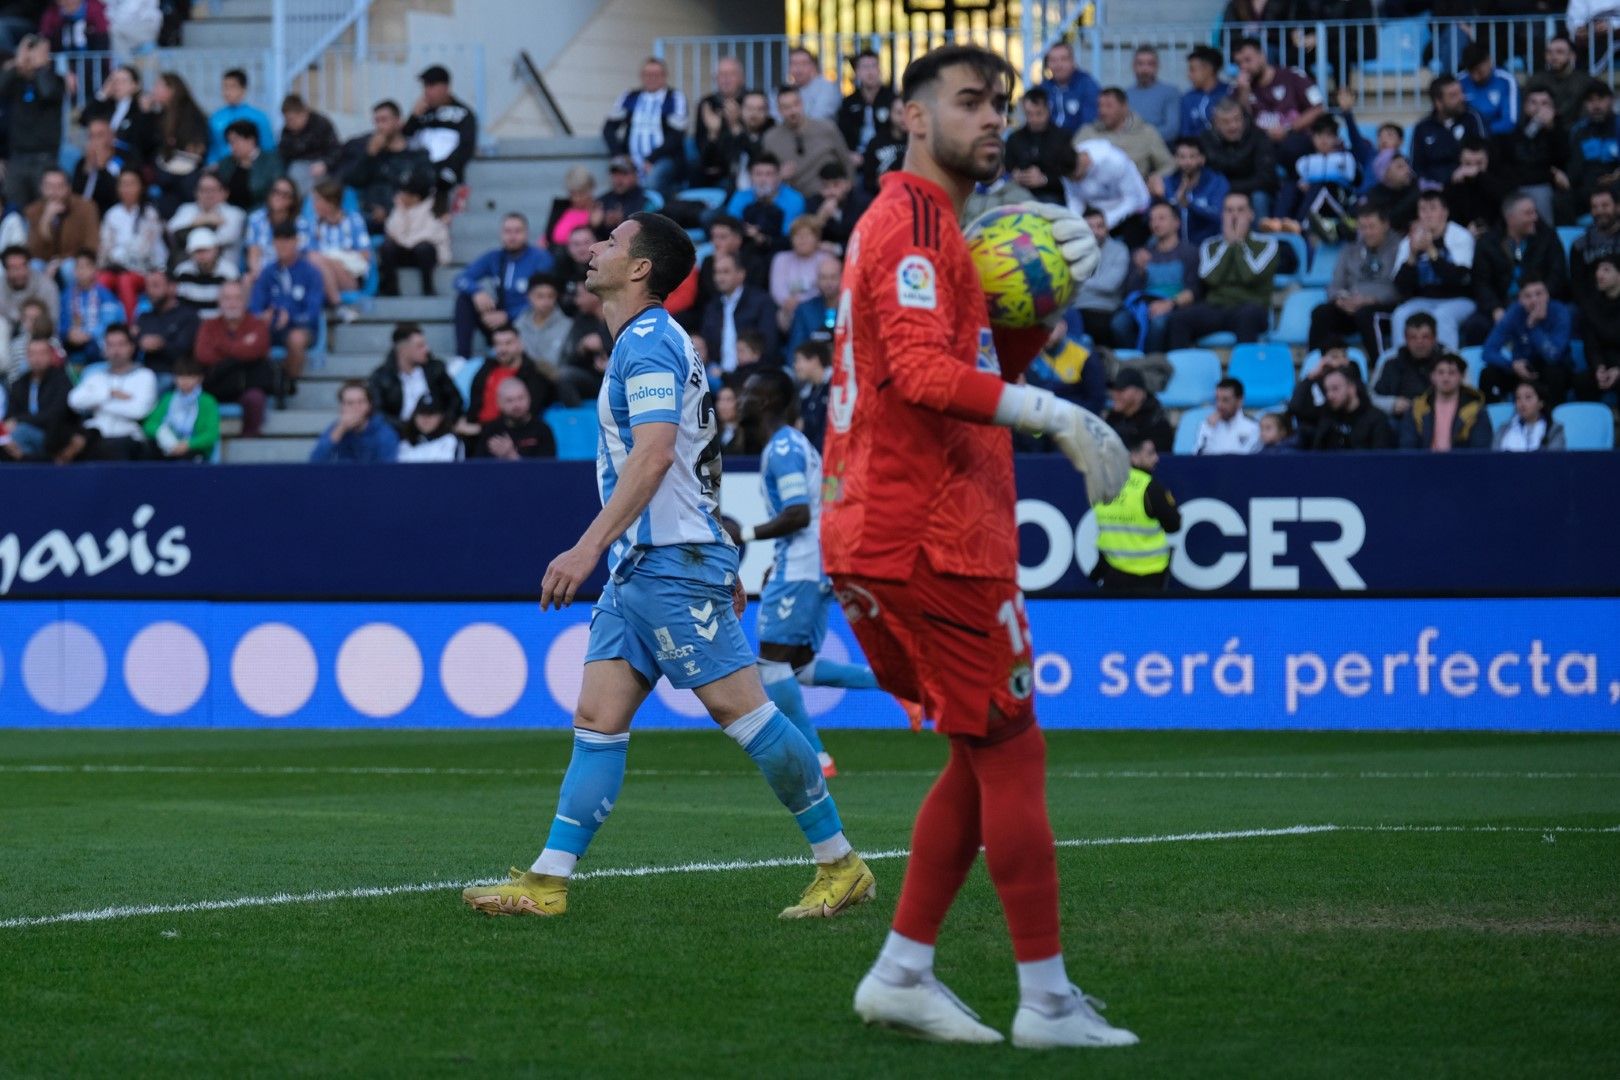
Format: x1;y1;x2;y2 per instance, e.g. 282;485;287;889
3;729;1618;1078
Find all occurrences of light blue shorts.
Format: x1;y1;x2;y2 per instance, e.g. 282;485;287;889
756;578;831;650
585;571;755;690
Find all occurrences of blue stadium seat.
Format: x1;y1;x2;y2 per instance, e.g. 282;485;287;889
548;403;601;460
1260;231;1307;287
1361;18;1429;75
451;358;480;407
1557;226;1583;262
1303;243;1341;287
1459;345;1484;387
1485;401;1515;432
1161;348;1223;408
1226;343;1295;407
642;190;666;212
1271;288;1326;347
1301;346;1369;381
1196;332;1238;348
693;241;715;266
1173;406;1213;454
678;187;727;209
1112;348;1144;362
1553;402;1616;450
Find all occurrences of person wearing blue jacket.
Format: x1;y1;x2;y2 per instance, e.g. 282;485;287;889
1040;42;1100;134
310;380;400;463
60;251;125;366
207;68;277;165
1459;44;1519;138
1179;46;1230;138
452;212;555;360
1480;277;1573;404
1158;137;1229;244
249;221;325;393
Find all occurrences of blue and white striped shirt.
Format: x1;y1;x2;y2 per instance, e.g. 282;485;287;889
310;210;370;253
759;425;823;585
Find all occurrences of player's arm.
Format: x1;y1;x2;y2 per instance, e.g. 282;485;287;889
740;443;812;541
540;421;677;609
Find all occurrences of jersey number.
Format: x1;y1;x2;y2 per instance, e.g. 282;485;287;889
829;287;857;434
997;595;1030;659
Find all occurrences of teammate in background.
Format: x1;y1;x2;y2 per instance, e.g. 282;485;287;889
825;45;1137;1048
463;212;874;921
732;369;919;779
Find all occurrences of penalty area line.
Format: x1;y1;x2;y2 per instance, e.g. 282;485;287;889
2;823;1615;931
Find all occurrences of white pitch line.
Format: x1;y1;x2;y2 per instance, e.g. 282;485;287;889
2;823;1615;932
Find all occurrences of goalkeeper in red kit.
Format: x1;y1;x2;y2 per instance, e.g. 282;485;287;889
825;44;1136;1049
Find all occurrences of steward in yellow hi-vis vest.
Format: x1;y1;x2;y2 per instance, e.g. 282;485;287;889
1090;437;1181;590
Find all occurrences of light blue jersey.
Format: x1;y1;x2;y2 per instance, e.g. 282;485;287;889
759;425;823;585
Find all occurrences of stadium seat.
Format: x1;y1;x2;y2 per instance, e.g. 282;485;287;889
1260;231;1307;287
548;403;601;461
1226;343;1295;407
1485;401;1515;432
451;357;480;406
1303;243;1341;287
1300;346;1369;381
1553;402;1617;450
1112;348;1144;361
1173;405;1213;454
677;187;727;209
1361;18;1429;75
1570;338;1587;372
642;190;666;212
693;241;715;266
1161;349;1222;408
1196;331;1238;348
1271;288;1326;347
1557;226;1583;262
1459;346;1484;387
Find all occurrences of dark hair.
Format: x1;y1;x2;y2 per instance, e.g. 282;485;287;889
103;323;133;344
314;177;347;205
776;83;801;100
745;365;798;417
1593;186;1619;206
271;219;300;241
850;49;879;68
1587;81;1615;100
1216;376;1245;397
281;93;308;113
391;321;423;344
225;118;259;144
1378;122;1403;138
338;379;370;405
1223;189;1252;208
1310;114;1339;136
901;43;1017;104
491;323;521;339
411;396;447;417
1405;311;1438;332
1099;87;1128;106
750;152;781;170
794;338;832;366
2;245;29;264
527;275;559;293
1262;411;1293;435
41;167;67;184
1134;45;1159;58
1431;352;1464;373
116;63;141;87
373;99;402;118
1355;201;1387;220
818;161;847;181
1460;42;1492;70
1172;135;1204;154
741;89;768;106
1233;36;1265;56
1428;74;1459;103
789;46;819;65
502;211;530;230
1188;45;1223;68
1022;86;1049;107
1458;135;1490;155
1518;273;1549;292
736;328;767;355
173;355;202;377
1416;189;1448;207
74;247;97;263
627;211;697;301
223;68;247;87
1081;207;1106;222
709;214;744;235
1549;32;1575;48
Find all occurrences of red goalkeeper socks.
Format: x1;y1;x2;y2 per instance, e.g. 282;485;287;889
966;723;1062;962
891;738;981;946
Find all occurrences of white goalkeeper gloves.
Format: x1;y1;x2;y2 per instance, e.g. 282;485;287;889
1020;201;1102;310
994;384;1131;506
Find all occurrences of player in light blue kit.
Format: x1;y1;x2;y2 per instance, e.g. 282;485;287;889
733;369;923;778
463;213;874;921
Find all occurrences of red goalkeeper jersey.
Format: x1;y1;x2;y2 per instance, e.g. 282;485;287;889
822;170;1044;582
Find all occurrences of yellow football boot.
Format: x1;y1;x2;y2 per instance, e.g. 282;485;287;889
462;867;568;917
779;851;875;919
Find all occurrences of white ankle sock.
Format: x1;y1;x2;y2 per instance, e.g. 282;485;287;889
811;832;852;863
872;930;935;986
1016;953;1071;1001
530;848;578;878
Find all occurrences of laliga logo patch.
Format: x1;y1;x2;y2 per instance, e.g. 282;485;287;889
896;254;936;310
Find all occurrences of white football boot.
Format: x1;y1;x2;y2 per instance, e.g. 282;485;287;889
854;970;1005;1044
1011;985;1140;1049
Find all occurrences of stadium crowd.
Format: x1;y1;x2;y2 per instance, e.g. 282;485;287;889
4;24;1619;464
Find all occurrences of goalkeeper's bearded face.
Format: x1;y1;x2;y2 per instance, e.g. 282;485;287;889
910;64;1009;184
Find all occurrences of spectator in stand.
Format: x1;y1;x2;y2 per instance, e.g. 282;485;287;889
1525;34;1600;126
1180;45;1229;139
693;56;746;174
206;68;274;165
731;89;778;182
763;84;851;200
1125;47;1180;145
72;118;129;215
784;47;840;121
769;216;824;316
1367;153;1420;234
1113;201;1196;352
396;397;462;463
1411;75;1488;192
368;321;462;439
1290;341;1360;444
133;269;195;376
1369;311;1449;417
249;221;321;392
1494;379;1566;450
1310;201;1400;351
0;35;64;210
0;244;60;336
1065;138;1151;246
1039;41;1099;134
1480;276;1573;403
404;65;478;212
1370;122;1403;184
805;163;859;249
1230;36;1324;170
1287;116;1360;239
310;380;399;463
592;157;652;237
1458;42;1519;137
242;176;307;284
106;0;161;57
336;100;432;235
97;172;163;321
60;250;122;366
277;94;341;195
1575;254;1620;411
515;276;574;380
41;0;107;56
1104;367;1173;452
1311;365;1393;450
173;227;238;318
306;178;374;321
1503;88;1570;228
545;166;596;252
602;57;688;199
554;224;595;315
80;64;157;164
1005;88;1075;205
142;355;217;462
859;107;906;194
1078;87;1173;182
1468;193;1570;344
1571;187;1620;305
1152;137;1227;245
1168;191;1289;348
725;154;807;248
793;338;831;449
63;322;153;460
1194;376;1261;454
379;173;448;298
452;211;554;363
1443;138;1510;236
1569;84;1620;212
26;168;99;276
474;378;556;460
2;336;74;461
217;119;281;212
965;162;1038;223
1258;411;1296;452
558;286;609;398
785;254;840;362
1398;352;1492;450
701;251;778;375
194;279;271;436
1;298;51;381
1200;98;1277;218
168;172;245;264
838;50;897;169
149;72;210;214
1391;191;1476;350
1073;208;1129;344
457;323;559;444
697;215;765;312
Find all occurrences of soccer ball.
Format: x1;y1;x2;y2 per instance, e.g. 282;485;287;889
965;205;1075;329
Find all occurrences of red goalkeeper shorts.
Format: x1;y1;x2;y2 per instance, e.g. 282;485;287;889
830;556;1036;738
